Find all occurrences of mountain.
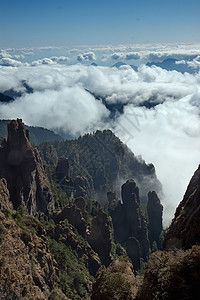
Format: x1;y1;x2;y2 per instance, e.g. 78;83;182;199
0;119;165;299
112;61;138;71
0;120;63;144
1;119;200;299
1;80;34;99
0;93;14;103
39;129;162;203
147;58;196;74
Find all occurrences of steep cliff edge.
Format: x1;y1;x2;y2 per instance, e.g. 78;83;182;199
164;165;200;250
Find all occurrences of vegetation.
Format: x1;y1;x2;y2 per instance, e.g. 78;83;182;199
92;256;141;300
137;246;200;300
49;239;92;300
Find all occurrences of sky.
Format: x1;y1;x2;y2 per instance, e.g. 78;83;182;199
1;0;200;48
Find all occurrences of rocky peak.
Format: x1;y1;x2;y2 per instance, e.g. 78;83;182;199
110;179;150;270
0;119;54;216
121;179;140;205
55;157;70;181
7;119;30;150
147;191;163;248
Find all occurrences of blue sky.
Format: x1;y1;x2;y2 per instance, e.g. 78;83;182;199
1;0;200;48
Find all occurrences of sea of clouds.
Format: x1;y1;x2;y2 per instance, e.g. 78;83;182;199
0;43;200;225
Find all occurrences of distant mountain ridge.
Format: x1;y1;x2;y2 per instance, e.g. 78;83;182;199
147;58;197;73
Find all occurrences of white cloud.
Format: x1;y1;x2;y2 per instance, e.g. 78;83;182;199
114;91;200;226
175;60;186;65
50;56;69;63
187;56;200;69
111;52;140;60
31;58;55;66
0;57;22;67
77;52;96;61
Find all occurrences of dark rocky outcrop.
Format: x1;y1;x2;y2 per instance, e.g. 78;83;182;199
52;203;87;237
87;209;112;267
0;119;54;215
111;179;150;269
56;157;70;181
147;191;163;248
55;157;73;197
164;165;200;250
125;237;141;271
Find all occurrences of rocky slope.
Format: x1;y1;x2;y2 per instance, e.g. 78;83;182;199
164;165;200;250
0;210;57;300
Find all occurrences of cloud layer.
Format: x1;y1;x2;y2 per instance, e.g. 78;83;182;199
0;58;200;225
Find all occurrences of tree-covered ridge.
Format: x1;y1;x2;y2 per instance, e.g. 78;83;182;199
39;129;162;203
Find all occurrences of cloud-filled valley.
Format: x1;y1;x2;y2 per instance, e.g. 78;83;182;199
0;43;200;225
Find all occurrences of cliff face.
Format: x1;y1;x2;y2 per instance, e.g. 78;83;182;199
87;209;112;267
147;191;163;248
164;165;200;250
0;119;54;216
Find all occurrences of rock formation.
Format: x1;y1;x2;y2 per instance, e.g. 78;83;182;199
0;119;54;215
87;209;112;267
56;157;70;181
164;165;200;250
125;237;141;270
147;191;163;248
49;218;101;277
111;179;150;269
55;157;74;198
52;203;87;237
